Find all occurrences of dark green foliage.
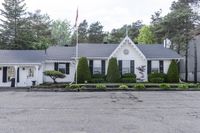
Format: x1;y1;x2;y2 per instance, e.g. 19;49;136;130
148;72;167;83
43;70;65;83
107;21;143;44
90;78;105;83
106;58;121;83
88;21;104;43
121;78;136;83
77;57;91;83
167;60;179;83
122;73;136;78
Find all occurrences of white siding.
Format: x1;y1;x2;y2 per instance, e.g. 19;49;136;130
44;62;75;83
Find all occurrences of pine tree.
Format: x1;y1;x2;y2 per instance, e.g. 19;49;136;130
167;60;179;83
0;0;28;49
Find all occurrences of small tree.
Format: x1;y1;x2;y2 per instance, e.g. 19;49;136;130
44;70;65;83
77;57;91;83
106;58;121;83
167;60;179;83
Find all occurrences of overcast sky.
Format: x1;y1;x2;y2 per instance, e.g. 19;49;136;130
0;0;176;31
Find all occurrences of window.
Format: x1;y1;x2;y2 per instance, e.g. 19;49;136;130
151;61;159;73
122;60;130;74
28;68;34;77
58;64;66;74
7;67;15;81
93;60;101;74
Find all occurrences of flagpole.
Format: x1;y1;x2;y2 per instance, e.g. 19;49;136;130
75;8;78;84
75;25;78;84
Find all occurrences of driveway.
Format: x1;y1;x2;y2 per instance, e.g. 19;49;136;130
0;91;200;133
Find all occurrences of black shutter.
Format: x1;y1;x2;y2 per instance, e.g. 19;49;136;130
17;68;20;83
101;60;105;75
130;60;135;74
118;60;122;75
3;67;7;83
66;63;70;74
89;60;93;75
54;63;58;71
147;60;152;74
159;60;164;73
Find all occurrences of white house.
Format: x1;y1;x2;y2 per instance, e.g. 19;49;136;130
0;36;182;87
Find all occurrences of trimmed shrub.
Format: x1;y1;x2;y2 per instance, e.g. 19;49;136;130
92;74;106;79
43;70;65;83
121;78;136;83
134;84;145;90
148;72;166;83
119;84;128;89
160;83;170;90
178;84;189;90
77;57;91;83
106;58;121;83
167;60;179;83
96;84;106;89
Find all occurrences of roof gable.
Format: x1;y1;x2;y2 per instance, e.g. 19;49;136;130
109;36;146;60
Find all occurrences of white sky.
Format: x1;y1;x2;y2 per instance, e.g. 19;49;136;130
0;0;176;31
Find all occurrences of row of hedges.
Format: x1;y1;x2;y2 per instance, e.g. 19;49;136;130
65;83;200;90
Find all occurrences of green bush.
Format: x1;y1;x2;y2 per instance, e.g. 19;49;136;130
150;77;165;83
178;84;189;90
121;78;136;83
167;60;179;83
122;73;136;78
148;72;166;83
68;84;80;89
134;84;145;90
90;74;106;83
92;74;106;79
96;84;106;89
106;58;121;83
119;84;128;89
90;78;105;83
43;70;65;83
160;83;170;90
77;57;91;83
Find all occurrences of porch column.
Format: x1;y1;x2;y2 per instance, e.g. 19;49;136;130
35;65;39;85
14;66;18;87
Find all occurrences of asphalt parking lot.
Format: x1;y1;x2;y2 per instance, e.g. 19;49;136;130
0;91;200;133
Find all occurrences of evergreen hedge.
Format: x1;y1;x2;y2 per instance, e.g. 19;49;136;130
77;57;91;83
106;58;121;83
167;60;179;83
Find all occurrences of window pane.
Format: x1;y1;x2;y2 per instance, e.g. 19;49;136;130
58;64;66;74
7;67;15;81
122;60;130;74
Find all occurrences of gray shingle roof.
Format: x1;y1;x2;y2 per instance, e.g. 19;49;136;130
46;46;75;60
78;43;118;58
137;44;183;59
0;50;46;64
